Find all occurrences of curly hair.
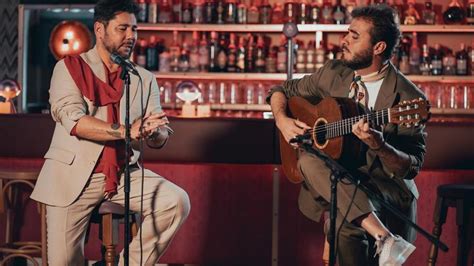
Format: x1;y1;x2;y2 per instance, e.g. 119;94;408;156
351;4;401;61
93;0;140;26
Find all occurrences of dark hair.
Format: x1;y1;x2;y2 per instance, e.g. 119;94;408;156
94;0;140;26
351;4;401;61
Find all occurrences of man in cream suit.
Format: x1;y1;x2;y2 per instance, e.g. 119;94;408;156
31;0;190;265
268;5;426;266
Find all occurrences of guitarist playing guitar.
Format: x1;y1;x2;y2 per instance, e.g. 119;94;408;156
267;5;429;266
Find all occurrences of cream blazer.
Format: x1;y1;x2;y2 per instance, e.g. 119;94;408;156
31;47;163;207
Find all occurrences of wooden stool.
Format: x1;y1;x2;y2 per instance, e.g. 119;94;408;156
0;170;46;266
89;201;140;266
428;184;474;266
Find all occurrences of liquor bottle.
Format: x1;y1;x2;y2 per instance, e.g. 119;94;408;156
399;45;410;74
159;0;173;23
266;46;278;73
420;44;431;75
135;39;147;67
204;0;217;23
442;49;456;75
227;33;238;72
172;0;183;23
255;35;267;73
209;31;219;72
390;0;404;24
404;0;420;25
216;33;228;72
306;40;315;73
443;0;466;24
182;1;193;23
345;0;356;24
309;0;321;24
178;42;190;72
300;0;310;24
467;0;474;25
332;0;346;25
193;0;204;23
159;48;171;72
225;0;238;24
246;34;256;72
456;43;468;75
326;43;337;62
422;0;436;24
315;32;325;69
409;32;421;74
277;35;287;73
216;0;225;24
260;0;273;24
169;31;181;72
296;40;307;73
247;2;260;24
272;3;285;24
148;0;159;23
137;0;148;23
321;0;333;24
236;36;247;72
146;35;159;71
470;41;474;75
189;31;200;72
237;1;247;24
431;44;443;75
284;0;300;23
198;33;210;72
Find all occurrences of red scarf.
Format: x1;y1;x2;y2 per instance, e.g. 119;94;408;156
64;55;124;196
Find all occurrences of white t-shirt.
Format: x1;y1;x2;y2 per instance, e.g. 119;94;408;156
361;79;384;110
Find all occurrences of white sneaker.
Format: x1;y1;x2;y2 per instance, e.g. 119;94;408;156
375;234;416;266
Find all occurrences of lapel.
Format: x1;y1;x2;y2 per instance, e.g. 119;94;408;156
333;66;354;97
374;62;399;110
81;46;140;122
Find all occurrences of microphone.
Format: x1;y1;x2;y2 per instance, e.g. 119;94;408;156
110;52;139;76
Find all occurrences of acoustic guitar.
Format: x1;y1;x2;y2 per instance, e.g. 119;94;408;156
279;96;431;183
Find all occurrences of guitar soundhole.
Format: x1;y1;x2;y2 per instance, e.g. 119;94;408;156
314;120;327;146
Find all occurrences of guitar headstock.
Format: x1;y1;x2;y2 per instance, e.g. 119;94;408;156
390;98;431;127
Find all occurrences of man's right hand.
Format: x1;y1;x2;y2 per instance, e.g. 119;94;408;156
130;113;169;140
276;116;311;146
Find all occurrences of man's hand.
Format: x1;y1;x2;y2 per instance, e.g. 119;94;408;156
276;116;311;148
352;118;385;150
130;112;169;140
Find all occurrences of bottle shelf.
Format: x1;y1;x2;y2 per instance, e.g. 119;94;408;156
162;103;271;111
139;23;474;33
154;72;474;82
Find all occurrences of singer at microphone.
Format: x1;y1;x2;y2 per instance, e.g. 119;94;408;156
110;52;139;76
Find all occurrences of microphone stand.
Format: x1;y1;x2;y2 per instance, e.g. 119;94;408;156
298;142;449;266
119;67;131;266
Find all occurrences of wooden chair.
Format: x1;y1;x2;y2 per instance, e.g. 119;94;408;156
0;170;46;266
428;184;474;266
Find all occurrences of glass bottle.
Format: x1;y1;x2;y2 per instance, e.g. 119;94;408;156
309;0;321;24
209;31;219;72
272;3;285;24
315;33;325;69
227;33;238;72
296;40;307;73
236;36;247;72
266;46;278;73
422;0;436;24
135;38;147;67
399;45;411;74
456;43;468;75
404;0;420;25
178;43;190;72
159;48;171;72
198;33;210;72
216;33;228;72
443;0;466;24
284;0;300;23
225;0;238;23
182;1;193;23
277;35;287;73
470;40;474;75
204;0;217;23
137;0;148;23
345;0;356;24
247;2;260;24
306;40;316;73
246;34;256;72
431;44;443;75
216;0;225;24
420;44;431;76
159;0;173;23
148;0;159;23
146;35;159;71
172;0;183;23
467;0;474;25
409;32;421;74
321;0;333;24
442;49;456;75
390;0;404;25
193;0;204;23
332;0;346;25
259;0;273;24
255;35;267;73
169;31;181;72
189;31;200;72
300;0;310;24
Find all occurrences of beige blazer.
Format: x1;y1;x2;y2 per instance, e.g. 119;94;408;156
31;47;162;207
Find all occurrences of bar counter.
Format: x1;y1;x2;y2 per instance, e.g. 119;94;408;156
0;114;473;265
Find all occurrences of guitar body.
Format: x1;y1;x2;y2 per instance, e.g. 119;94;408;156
281;97;367;183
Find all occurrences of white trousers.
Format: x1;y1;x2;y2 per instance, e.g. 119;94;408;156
46;171;190;266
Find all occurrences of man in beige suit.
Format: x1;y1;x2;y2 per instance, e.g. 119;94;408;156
268;5;426;266
30;0;190;265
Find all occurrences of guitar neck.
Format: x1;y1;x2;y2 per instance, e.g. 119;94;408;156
322;108;391;139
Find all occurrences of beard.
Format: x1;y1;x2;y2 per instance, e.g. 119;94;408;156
103;32;133;59
341;46;373;70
